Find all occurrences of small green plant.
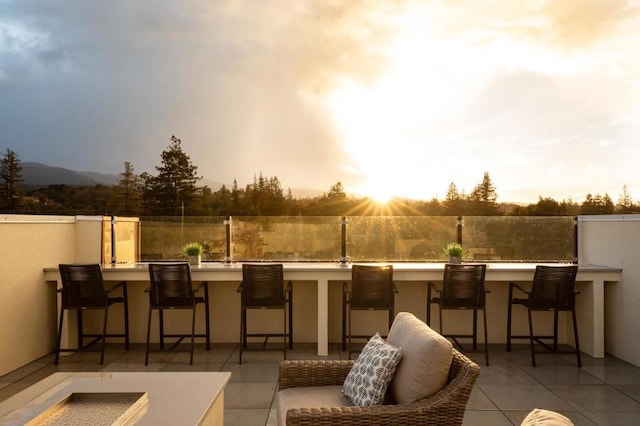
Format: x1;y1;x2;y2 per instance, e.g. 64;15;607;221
182;242;205;256
444;242;466;257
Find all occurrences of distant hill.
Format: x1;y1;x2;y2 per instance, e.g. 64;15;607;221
20;162;119;188
19;162;325;198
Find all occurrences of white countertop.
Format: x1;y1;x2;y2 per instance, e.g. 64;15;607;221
0;372;231;425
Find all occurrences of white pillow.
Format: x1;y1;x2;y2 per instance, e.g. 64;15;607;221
521;408;574;426
342;333;403;406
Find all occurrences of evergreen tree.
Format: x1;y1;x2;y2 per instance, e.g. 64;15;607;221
443;182;463;215
138;172;155;216
580;193;615;215
326;182;347;201
616;185;634;213
469;172;499;215
150;135;201;215
0;148;23;211
230;179;242;214
117;161;141;215
243;173;287;215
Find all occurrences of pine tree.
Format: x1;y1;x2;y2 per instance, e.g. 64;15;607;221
469;172;499;215
0;148;23;211
117;161;141;215
616;185;634;213
150;135;201;215
326;182;347;201
444;182;463;215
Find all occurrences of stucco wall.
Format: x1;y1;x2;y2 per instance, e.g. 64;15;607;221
0;215;76;377
578;215;640;366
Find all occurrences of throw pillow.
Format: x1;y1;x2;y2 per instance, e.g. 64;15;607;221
520;408;574;426
387;312;453;404
342;333;402;406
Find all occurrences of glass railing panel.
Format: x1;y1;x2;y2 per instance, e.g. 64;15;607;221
139;215;576;263
140;216;226;261
462;216;574;262
347;216;459;262
231;216;341;261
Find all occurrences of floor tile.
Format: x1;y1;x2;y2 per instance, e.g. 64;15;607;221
614;384;640;403
521;364;604;385
547;384;640;412
2;343;640;425
224;408;271;426
502;410;596;426
224;382;277;409
582;411;640;425
100;362;166;372
477;363;538;385
582;361;640;385
462;410;512;425
223;362;279;383
466;386;498;410
478;383;573;411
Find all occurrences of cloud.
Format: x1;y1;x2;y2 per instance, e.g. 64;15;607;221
430;0;638;50
2;0;640;203
0;0;407;188
540;0;635;48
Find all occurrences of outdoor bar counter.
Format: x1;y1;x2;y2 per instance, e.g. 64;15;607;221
44;262;621;358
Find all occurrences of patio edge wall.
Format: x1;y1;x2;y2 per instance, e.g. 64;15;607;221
578;214;640;367
0;215;76;377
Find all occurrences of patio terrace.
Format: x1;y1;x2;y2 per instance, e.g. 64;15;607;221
1;214;640;424
1;343;640;425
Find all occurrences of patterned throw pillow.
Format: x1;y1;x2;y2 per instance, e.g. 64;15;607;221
342;333;403;406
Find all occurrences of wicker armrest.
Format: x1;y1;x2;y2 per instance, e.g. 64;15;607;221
279;360;355;390
280;349;480;426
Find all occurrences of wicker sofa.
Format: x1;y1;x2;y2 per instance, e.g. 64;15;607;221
277;345;480;425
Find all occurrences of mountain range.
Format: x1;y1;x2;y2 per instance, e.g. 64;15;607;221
20;162;121;188
19;162;324;198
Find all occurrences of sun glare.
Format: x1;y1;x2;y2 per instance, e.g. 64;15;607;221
324;3;480;202
362;184;395;204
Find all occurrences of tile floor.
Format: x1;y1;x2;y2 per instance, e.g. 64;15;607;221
1;343;640;425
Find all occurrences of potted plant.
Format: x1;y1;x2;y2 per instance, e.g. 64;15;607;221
444;243;466;264
182;242;205;266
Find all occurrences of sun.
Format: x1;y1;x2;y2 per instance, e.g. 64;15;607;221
323;3;501;203
362;184;395;204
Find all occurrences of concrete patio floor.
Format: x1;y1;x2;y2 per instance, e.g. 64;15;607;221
1;343;640;425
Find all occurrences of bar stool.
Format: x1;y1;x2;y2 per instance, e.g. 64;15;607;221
145;263;210;365
342;264;397;359
56;264;130;365
237;263;292;364
427;263;489;365
507;264;580;367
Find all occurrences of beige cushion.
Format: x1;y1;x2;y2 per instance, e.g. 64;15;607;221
521;408;574;425
342;333;402;406
277;385;350;426
386;312;453;404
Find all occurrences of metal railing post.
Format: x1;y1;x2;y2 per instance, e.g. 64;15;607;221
456;216;463;245
224;216;232;263
111;215;117;265
573;216;578;264
340;216;348;264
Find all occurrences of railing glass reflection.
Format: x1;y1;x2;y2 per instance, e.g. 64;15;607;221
139;215;575;263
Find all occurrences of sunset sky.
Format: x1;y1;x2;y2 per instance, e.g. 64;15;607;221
2;0;640;203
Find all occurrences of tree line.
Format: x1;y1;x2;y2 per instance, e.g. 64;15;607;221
1;138;638;217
